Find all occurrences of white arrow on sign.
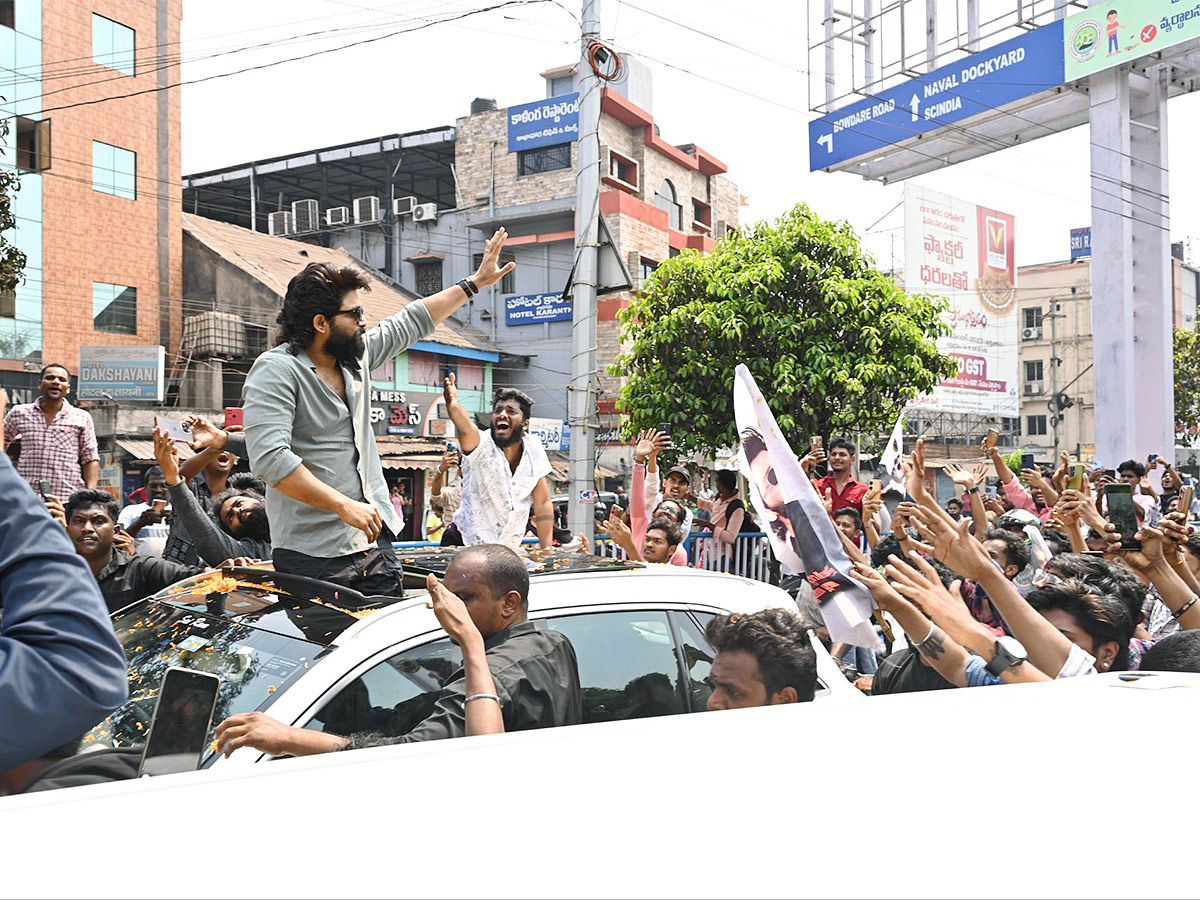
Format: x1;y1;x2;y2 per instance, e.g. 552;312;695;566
910;94;920;122
817;132;833;153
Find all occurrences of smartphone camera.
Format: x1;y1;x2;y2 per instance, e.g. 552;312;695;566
37;479;51;500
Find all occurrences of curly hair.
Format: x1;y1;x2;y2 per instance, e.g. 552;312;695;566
983;527;1031;573
646;516;683;548
705;608;817;701
1046;553;1146;630
275;262;371;353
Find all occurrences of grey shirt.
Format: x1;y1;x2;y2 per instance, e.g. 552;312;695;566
243;300;435;557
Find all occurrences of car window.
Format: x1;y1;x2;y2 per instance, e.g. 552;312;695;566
672;611;716;711
307;637;462;739
542;611;686;723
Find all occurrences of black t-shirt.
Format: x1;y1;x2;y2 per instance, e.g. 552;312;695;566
871;647;956;695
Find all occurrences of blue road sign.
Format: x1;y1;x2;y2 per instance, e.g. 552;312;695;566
1070;226;1092;260
808;21;1066;171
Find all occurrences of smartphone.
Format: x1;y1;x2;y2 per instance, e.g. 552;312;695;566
137;667;221;778
1148;453;1159;464
1067;464;1085;492
871;479;882;493
1021;452;1035;471
1104;469;1117;479
658;422;672;436
982;428;1000;452
810;435;824;450
1179;484;1194;514
154;415;192;443
1104;484;1142;550
223;406;244;429
37;479;51;500
152;498;168;513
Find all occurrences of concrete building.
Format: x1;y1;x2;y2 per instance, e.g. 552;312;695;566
182;58;739;486
0;0;182;498
1017;249;1199;463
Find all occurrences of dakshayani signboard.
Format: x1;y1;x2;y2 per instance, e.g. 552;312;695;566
79;345;165;401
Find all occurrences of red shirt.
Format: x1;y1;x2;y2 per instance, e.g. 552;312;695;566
813;473;868;515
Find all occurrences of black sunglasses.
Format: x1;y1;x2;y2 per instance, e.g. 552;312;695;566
331;306;366;322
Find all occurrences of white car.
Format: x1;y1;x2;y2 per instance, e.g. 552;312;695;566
84;548;858;768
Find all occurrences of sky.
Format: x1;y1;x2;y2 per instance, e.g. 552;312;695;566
179;0;1200;273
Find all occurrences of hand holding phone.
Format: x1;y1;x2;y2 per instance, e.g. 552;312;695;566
1067;464;1085;493
38;479;51;501
138;667;221;777
1104;484;1142;550
223;406;244;430
982;428;1000;453
154;415;192;443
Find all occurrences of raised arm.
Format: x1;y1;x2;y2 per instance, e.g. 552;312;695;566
442;373;480;454
421;228;515;326
426;574;503;736
532;477;554;550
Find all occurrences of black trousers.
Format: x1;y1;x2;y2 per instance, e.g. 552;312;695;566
272;526;404;597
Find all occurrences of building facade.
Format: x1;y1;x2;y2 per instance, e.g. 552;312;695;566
182;58;740;486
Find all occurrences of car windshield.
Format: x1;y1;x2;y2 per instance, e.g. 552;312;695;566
83;598;330;764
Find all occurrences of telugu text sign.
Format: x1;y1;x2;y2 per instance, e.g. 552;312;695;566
507;94;580;153
79;345;164;401
1064;0;1200;81
904;185;1019;417
808;22;1065;171
504;292;572;326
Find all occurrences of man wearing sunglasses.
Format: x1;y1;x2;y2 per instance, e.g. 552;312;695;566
243;230;515;596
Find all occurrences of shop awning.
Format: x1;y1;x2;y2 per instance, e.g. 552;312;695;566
380;454;445;471
548;459;621;482
115;439;196;462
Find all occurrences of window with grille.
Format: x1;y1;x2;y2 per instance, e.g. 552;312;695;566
518;144;571;176
414;261;443;297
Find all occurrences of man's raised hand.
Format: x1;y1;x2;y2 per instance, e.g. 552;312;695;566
442;371;458;407
426;573;482;646
185;414;230;453
472;228;516;288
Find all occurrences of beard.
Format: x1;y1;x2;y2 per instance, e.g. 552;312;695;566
235;504;272;542
327;327;365;368
492;422;524;449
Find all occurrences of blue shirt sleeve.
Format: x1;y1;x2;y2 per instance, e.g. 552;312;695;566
964;654;1004;687
0;455;129;769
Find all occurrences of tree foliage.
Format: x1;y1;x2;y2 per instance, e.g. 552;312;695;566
612;203;958;457
0;115;28;303
1174;327;1200;441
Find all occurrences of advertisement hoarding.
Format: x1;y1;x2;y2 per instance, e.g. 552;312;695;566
1064;0;1200;81
904;185;1019;417
507;94;580;153
1070;226;1092;259
527;417;568;451
78;346;164;401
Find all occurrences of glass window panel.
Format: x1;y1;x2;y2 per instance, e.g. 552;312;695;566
93;140;135;199
94;281;137;335
93;14;134;75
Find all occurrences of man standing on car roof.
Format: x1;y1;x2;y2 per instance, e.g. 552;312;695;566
213;543;582;757
242;231;514;596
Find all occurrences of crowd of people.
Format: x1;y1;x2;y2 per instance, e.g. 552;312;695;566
2;225;1199;799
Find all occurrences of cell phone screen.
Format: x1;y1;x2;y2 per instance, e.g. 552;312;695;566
1021;453;1035;471
1104;484;1141;550
138;667;221;778
154;415;192;443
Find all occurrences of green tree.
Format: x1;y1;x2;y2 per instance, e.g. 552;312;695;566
0;115;28;322
1174;328;1200;442
612;203;958;457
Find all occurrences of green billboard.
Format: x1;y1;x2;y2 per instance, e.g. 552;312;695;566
1065;0;1200;80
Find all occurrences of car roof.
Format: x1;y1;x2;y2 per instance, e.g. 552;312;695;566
139;548;645;647
4;671;1196;896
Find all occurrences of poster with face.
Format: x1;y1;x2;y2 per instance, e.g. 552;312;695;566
733;365;878;648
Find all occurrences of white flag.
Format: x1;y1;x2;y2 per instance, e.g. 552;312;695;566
877;414;905;494
733;365;878;647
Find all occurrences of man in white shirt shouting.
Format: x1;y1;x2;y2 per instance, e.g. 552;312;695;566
442;375;553;550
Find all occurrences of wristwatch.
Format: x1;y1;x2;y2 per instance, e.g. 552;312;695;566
985;635;1028;677
966;486;981;494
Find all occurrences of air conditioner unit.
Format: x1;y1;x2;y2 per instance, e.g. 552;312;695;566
325;206;350;226
392;196;416;217
1022;326;1041;340
412;202;438;223
291;199;319;233
1024;382;1044;396
354;196;381;224
267;211;292;236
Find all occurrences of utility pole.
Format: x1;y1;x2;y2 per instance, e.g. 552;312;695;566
1047;301;1061;458
567;0;600;542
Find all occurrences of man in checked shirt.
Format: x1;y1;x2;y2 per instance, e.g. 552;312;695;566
3;364;99;499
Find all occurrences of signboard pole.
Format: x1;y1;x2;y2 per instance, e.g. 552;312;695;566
568;0;600;544
1089;64;1173;466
